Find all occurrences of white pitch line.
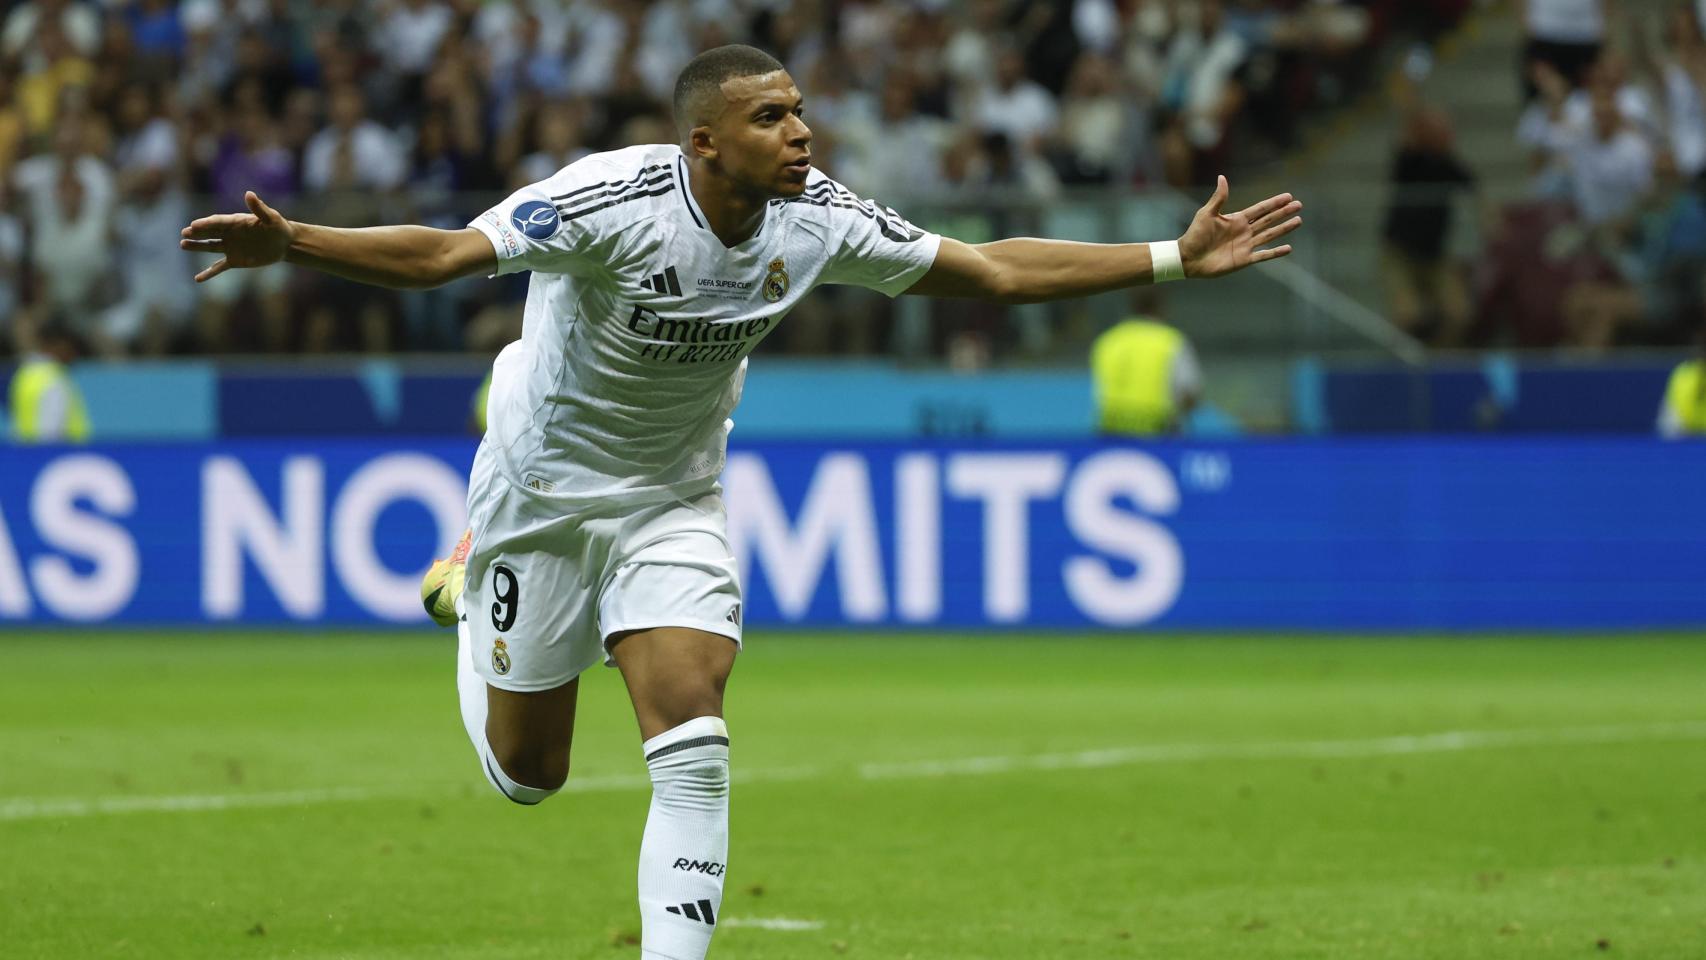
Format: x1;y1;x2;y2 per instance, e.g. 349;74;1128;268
720;917;825;931
3;721;1703;823
854;720;1706;780
0;786;392;821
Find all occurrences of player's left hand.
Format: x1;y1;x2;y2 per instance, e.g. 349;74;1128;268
179;191;296;283
1178;176;1302;279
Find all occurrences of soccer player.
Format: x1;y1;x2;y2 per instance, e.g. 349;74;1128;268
180;45;1302;960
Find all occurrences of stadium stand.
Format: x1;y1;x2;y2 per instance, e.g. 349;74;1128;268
1;0;1433;362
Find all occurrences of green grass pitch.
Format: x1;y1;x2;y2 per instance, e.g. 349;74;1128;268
2;631;1704;959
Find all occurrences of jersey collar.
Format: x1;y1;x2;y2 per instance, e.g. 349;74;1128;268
674;150;767;244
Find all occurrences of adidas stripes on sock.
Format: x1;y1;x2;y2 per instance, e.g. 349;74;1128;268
456;613;557;805
638;716;731;960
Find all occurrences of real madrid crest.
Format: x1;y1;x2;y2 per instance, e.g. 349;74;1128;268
763;258;789;303
491;639;511;676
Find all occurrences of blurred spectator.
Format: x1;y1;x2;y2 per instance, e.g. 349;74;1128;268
561;1;626;97
1495;70;1664;352
800;48;879;141
14;14;96;140
0;179;23;349
296;83;408;355
107;82;196;355
197;98;296;353
1383;104;1477;347
982;130;1060;200
632;1;697;103
888;7;951;111
18;141;119;354
1519;54;1657;177
846;72;946;195
375;0;454;80
1650;3;1706;179
2;0;101;72
1115;0;1172;104
1477;201;1622;348
0;65;23;178
1051;52;1143;185
1658;324;1706;436
13;111;113;220
7;321;89;443
400;107;482;351
1520;0;1606;96
125;0;186;68
1562;151;1706;349
973;44;1059;152
1073;0;1123;57
943;0;1005;92
175;15;234;108
514;103;591;187
228;27;296;115
1563;83;1656;228
1159;0;1248;186
303;84;407;193
206;88;297;205
753;2;827;86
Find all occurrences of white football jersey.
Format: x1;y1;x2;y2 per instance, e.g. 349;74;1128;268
469;143;941;507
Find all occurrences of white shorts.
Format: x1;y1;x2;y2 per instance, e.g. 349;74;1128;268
460;442;743;692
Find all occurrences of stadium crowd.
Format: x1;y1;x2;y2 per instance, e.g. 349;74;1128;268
1390;0;1706;350
0;0;1446;358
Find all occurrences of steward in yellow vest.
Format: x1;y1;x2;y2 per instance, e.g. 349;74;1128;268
1659;327;1706;437
1660;359;1706;436
8;329;89;443
472;368;492;434
1090;317;1201;436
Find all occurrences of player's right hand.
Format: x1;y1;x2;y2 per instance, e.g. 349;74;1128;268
179;191;295;283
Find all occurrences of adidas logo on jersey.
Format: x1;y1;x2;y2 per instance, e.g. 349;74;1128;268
639;265;683;296
664;899;718;925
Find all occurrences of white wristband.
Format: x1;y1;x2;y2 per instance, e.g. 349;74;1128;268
1149;240;1186;283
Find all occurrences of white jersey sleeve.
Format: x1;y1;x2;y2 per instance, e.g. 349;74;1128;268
809;177;942;297
469;154;667;276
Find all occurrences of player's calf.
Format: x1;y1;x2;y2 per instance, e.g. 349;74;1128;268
638;716;731;960
610;629;737;959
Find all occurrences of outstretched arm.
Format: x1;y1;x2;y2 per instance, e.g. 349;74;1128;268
180;191;496;289
905;176;1301;303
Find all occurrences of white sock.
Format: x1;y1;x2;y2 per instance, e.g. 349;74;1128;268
456;613;557;805
638;716;730;960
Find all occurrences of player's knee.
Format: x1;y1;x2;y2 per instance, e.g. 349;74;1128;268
494;742;570;792
674;751;729;800
484;741;570;804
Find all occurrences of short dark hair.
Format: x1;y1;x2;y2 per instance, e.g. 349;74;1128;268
672;44;786;136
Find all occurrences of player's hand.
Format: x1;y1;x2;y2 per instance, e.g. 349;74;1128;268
179;191;296;283
1177;176;1302;279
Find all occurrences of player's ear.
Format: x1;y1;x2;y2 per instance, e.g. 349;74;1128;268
689;126;717;161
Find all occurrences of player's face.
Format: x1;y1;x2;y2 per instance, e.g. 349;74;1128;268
713;71;813;198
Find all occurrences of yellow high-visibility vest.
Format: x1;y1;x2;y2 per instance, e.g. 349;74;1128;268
473;370;492;433
1091;319;1183;436
9;358;90;443
1665;359;1706;434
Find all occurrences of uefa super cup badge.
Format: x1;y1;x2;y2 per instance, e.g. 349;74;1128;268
491;639;511;676
763;258;789;302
